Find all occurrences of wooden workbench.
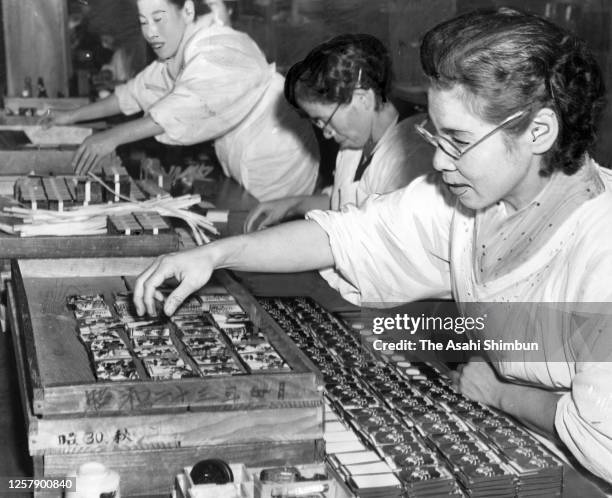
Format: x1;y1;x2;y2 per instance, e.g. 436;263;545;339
0;171;609;497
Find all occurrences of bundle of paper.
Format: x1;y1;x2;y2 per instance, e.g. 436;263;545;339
346;472;403;498
380;442;439;472
503;445;563;497
142;355;197;380
443;444;516;497
89;335;132;361
172;314;245;376
67;293;139;381
102;162;131;201
107;212;143;235
236;342;290;371
114;293;145;324
127;323;172;339
95;358;138;381
398;463;458;498
482;426;564;497
14;176;46;210
326;379;379;410
132;334;177;356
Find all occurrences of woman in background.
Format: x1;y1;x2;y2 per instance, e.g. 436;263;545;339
244;34;432;231
46;0;319;202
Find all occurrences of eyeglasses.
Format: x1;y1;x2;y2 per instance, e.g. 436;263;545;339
415;110;527;160
310;101;342;133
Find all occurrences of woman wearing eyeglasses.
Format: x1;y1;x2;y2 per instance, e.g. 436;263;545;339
44;0;319;202
134;8;612;482
243;33;432;232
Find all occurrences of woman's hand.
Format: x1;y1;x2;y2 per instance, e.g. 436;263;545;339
38;108;76;128
133;247;216;317
73;131;119;175
243;197;302;233
453;358;504;409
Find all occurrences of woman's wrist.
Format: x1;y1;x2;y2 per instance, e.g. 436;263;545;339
65;108;80;124
495;382;512;412
295;194;331;215
206;236;242;270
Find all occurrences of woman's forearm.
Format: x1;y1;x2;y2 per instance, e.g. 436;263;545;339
499;383;562;439
134;219;335;316
211;219;335;272
293;194;332;216
458;360;561;440
70;94;122;122
103;115;164;148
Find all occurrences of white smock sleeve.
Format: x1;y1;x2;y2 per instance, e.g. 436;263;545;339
114;62;168;116
148;31;271;145
306;174;454;306
554;224;612;483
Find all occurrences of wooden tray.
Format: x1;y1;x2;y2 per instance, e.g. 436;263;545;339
8;257;324;496
11;257;322;417
0;231;179;258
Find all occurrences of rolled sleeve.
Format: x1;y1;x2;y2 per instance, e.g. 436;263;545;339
114;63;166;116
148;35;271;145
307;174;454;306
555;363;612;483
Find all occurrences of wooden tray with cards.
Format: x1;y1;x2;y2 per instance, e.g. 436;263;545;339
9;257;323;455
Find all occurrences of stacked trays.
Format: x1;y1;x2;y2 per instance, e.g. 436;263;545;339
257;297;564;498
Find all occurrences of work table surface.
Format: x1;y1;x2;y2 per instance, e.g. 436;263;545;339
0;173;608;497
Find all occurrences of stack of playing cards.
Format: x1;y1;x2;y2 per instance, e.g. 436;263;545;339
483;425;563;497
208;295;291;372
503;445;563;497
67;294;139;381
327;446;402;498
443;443;515;497
256;298;569;498
346;472;403;497
398;463;458;497
171;314;244;376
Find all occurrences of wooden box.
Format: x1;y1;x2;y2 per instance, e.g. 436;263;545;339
8;258;323;497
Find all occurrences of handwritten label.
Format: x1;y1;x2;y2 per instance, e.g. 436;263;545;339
57;429;132;448
83;380;295;413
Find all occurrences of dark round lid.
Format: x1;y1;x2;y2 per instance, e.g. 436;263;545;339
190;459;234;485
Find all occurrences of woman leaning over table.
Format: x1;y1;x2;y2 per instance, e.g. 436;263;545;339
45;0;319;202
133;8;612;483
244;33;432;232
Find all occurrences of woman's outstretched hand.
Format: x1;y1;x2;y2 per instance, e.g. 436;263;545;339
73;131;119;175
38;108;75;128
133;248;216;317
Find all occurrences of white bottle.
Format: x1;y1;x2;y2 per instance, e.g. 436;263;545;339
65;462;121;498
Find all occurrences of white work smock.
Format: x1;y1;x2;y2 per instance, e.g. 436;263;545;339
114;20;319;201
328;113;433;210
307;159;612;483
319;113;433;293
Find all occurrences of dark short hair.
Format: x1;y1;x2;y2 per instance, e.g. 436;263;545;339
166;0;211;18
420;7;606;175
284;33;392;113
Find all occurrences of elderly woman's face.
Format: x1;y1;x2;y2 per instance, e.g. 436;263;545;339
137;0;191;60
427;86;546;212
297;96;372;150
